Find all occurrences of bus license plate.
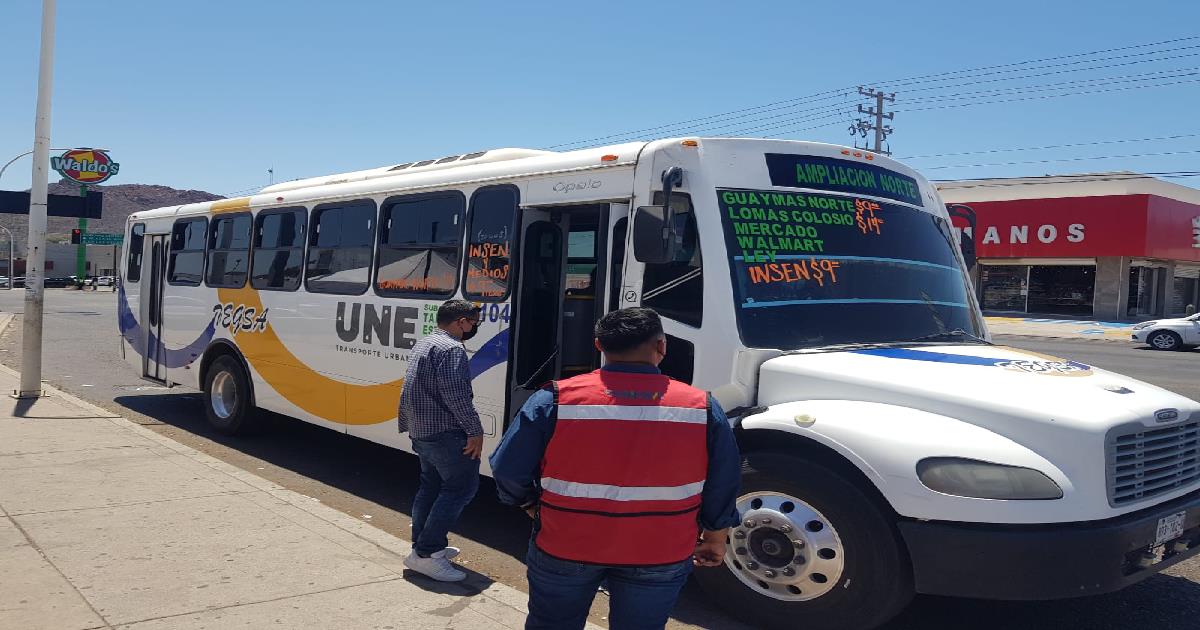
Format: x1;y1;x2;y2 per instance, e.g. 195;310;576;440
1155;511;1186;546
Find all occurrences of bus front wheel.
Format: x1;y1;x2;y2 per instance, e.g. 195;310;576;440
693;454;913;630
203;355;260;435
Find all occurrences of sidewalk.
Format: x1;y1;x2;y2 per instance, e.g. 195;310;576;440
0;325;574;629
985;315;1136;342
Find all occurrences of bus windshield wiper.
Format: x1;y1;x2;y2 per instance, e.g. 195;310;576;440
902;328;991;345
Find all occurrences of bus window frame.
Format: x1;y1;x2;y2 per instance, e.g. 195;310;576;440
126;223;146;283
304;198;378;297
250;206;309;293
373;189;466;300
205;211;253;289
167;216;209;287
461;184;520;303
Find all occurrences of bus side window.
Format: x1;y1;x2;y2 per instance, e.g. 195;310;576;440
306;200;376;295
168;217;207;286
376;192;464;298
206;213;252;288
252;208;306;291
641;193;702;327
126;223;145;282
463;187;516;301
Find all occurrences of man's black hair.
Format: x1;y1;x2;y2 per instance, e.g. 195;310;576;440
594;307;664;353
437;299;482;325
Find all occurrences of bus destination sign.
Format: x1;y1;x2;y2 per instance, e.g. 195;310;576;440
764;154;922;207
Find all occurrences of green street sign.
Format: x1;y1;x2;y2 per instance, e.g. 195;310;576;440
80;232;123;246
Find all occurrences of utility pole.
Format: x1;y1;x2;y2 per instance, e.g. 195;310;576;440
19;0;57;399
850;86;895;155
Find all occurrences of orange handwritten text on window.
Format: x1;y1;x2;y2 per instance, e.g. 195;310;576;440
854;199;883;236
746;258;840;287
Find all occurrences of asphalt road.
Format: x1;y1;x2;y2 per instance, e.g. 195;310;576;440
2;289;1199;630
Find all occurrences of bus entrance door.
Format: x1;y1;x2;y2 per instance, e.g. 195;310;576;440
508;209;564;416
143;235;169;381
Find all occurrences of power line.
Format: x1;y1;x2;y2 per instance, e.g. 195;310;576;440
896;76;1200;114
900;67;1200;104
931;171;1200;187
922;149;1200;171
871;38;1200;89
900;133;1200;160
544;36;1200;150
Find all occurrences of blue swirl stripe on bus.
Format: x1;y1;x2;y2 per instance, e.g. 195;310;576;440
741;298;969;309
117;286;215;368
468;328;510;379
852;347;1091;371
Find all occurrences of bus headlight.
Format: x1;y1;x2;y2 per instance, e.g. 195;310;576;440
916;457;1063;500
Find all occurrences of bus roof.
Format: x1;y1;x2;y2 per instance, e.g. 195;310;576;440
127;137;927;221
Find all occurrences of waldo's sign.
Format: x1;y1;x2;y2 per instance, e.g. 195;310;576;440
52;148;119;185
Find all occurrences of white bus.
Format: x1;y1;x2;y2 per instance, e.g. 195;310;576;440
119;138;1200;630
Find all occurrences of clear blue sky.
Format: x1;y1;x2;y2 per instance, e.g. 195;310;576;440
2;0;1198;197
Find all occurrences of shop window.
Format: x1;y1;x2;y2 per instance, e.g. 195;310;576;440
642;193;702;327
1027;265;1095;316
252;208;306;291
168;218;207;286
306;201;376;295
1128;266;1161;317
206;213;252;288
979;265;1028;312
376;192;463;297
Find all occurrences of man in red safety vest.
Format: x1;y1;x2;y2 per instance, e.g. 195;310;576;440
490;307;741;629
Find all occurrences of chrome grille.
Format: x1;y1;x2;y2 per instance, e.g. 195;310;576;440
1107;421;1200;506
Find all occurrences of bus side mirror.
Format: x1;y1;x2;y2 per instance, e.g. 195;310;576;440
633;205;677;264
633;166;684;264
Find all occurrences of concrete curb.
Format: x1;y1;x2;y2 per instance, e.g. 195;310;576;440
0;312;560;627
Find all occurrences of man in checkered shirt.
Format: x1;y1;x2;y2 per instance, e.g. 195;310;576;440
398;300;484;582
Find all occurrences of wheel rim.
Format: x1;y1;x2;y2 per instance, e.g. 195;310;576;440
724;491;846;602
1151;333;1177;349
210;370;238;419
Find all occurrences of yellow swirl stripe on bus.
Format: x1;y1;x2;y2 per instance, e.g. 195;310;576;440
210;195;400;425
216;286;403;425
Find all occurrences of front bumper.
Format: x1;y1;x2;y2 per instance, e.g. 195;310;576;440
898;487;1200;600
1131;330;1150;343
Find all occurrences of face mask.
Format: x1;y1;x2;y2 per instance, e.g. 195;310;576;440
460;322;478;341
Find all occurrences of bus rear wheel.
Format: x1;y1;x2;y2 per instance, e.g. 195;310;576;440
693;454;913;630
203;355;260;435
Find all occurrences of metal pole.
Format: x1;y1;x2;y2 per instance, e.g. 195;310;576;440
874;91;885;154
19;0;57;398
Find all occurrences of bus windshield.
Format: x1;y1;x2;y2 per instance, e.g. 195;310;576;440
717;187;981;350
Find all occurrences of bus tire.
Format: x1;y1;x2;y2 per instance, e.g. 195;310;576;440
693;453;913;630
203;354;260;435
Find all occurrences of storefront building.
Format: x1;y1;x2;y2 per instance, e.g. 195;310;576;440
939;174;1200;321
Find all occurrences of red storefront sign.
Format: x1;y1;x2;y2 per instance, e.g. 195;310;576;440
949;194;1200;262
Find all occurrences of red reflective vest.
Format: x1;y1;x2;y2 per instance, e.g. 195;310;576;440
536;369;709;566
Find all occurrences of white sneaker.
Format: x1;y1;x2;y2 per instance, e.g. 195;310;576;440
432;547;460;560
404;551;466;582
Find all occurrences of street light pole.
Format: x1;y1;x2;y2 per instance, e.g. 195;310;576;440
0;147;85;184
19;0;57;398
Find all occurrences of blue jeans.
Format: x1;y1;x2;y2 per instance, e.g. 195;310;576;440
410;430;480;557
525;541;692;630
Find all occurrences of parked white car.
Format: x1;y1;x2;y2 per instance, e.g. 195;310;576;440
1132;313;1200;350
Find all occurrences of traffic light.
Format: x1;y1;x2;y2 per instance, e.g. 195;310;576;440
70;228;82;244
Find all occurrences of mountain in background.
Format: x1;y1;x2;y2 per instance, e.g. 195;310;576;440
0;179;224;255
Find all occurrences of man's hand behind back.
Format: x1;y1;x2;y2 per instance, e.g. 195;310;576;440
694;529;729;567
463;435;484;459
